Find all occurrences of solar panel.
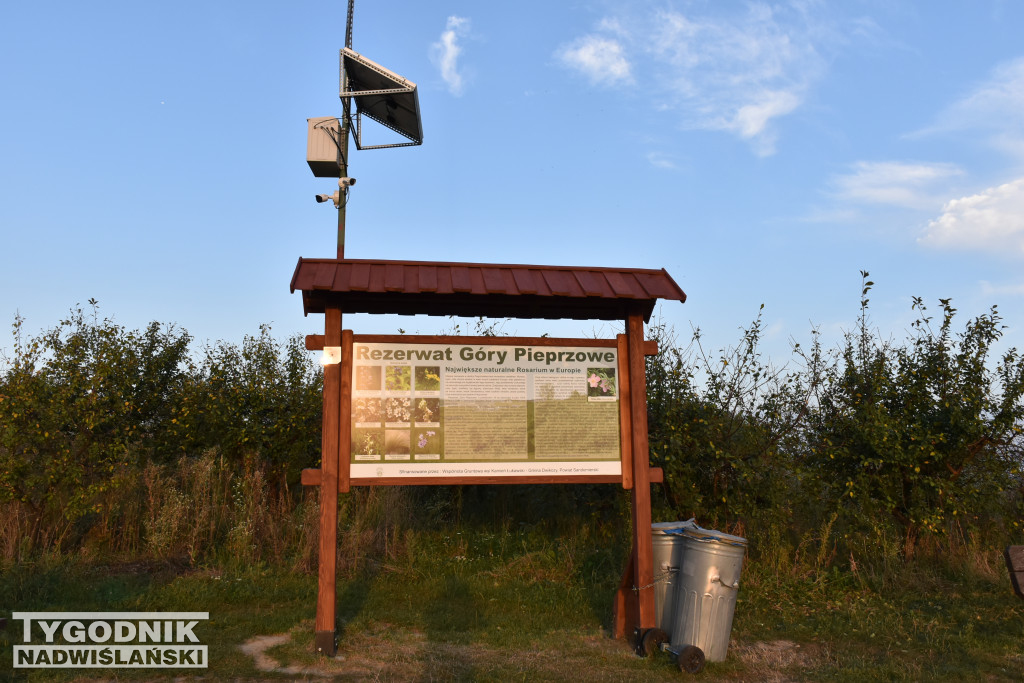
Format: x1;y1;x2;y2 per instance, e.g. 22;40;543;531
340;47;423;149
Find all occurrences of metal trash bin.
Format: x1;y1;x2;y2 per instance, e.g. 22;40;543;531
666;523;747;662
651;519;697;638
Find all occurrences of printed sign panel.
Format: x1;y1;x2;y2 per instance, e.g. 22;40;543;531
349;339;621;479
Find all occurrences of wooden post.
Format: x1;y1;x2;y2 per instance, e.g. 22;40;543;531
617;334;634;491
315;306;342;655
339;330;353;494
627;311;656;639
1006;546;1024;599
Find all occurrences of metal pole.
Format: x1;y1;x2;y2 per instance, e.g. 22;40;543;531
336;117;349;260
336;48;352;259
345;0;354;49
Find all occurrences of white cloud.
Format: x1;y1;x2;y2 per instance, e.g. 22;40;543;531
830;161;964;209
431;16;471;96
555;2;831;156
732;91;801;139
919;177;1024;255
596;17;628;37
711;89;801;155
764;318;786;341
555;36;632;86
650;3;826;156
913;57;1024;159
980;280;1024;297
646;151;676;169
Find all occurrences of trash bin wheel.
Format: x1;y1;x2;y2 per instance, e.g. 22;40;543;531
675;644;705;674
639;628;668;657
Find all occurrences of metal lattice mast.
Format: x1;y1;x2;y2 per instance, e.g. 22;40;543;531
336;0;354;258
345;0;354;49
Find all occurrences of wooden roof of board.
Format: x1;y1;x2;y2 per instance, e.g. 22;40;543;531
291;258;686;321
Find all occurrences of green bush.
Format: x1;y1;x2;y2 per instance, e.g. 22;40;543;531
0;303;192;552
645;273;1024;567
804;274;1024;556
645;309;817;538
171;325;322;474
0;303;321;561
1;280;1022;575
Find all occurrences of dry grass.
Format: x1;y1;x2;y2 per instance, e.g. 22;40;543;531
728;640;817;682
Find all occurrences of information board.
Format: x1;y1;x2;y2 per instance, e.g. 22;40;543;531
348;337;622;479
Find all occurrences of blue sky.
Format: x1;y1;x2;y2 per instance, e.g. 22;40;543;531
3;1;1024;367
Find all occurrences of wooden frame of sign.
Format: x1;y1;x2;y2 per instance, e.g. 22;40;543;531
291;258;686;656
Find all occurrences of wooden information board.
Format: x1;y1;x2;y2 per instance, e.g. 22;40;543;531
291;258;686;657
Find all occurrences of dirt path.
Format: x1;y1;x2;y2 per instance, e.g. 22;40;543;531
238;633;335;678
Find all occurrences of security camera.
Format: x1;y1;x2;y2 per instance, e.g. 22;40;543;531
315;192;341;208
315;178;355;208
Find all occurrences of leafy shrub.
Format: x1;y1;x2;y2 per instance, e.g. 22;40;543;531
646;273;1024;567
804;274;1024;557
0;303;192;553
0;304;321;560
645;310;817;537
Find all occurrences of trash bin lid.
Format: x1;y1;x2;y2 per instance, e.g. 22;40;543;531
664;522;747;547
651;519;698;535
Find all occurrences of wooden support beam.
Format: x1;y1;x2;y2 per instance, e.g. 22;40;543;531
626;311;656;639
301;468;322;486
315;307;342;656
306;333;651;355
612;555;638;641
339;329;353;495
617;334;633;491
348;469;661;487
306;467;660;488
1006;546;1024;599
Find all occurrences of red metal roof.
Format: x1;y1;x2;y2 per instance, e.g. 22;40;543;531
291;258;686;321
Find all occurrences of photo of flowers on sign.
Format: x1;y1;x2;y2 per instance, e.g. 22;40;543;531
353;398;382;426
414;366;441;392
385;366;411;392
356;366;381;391
384;397;412;425
586;368;617;401
413;429;441;459
352;428;383;460
413;397;440;425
